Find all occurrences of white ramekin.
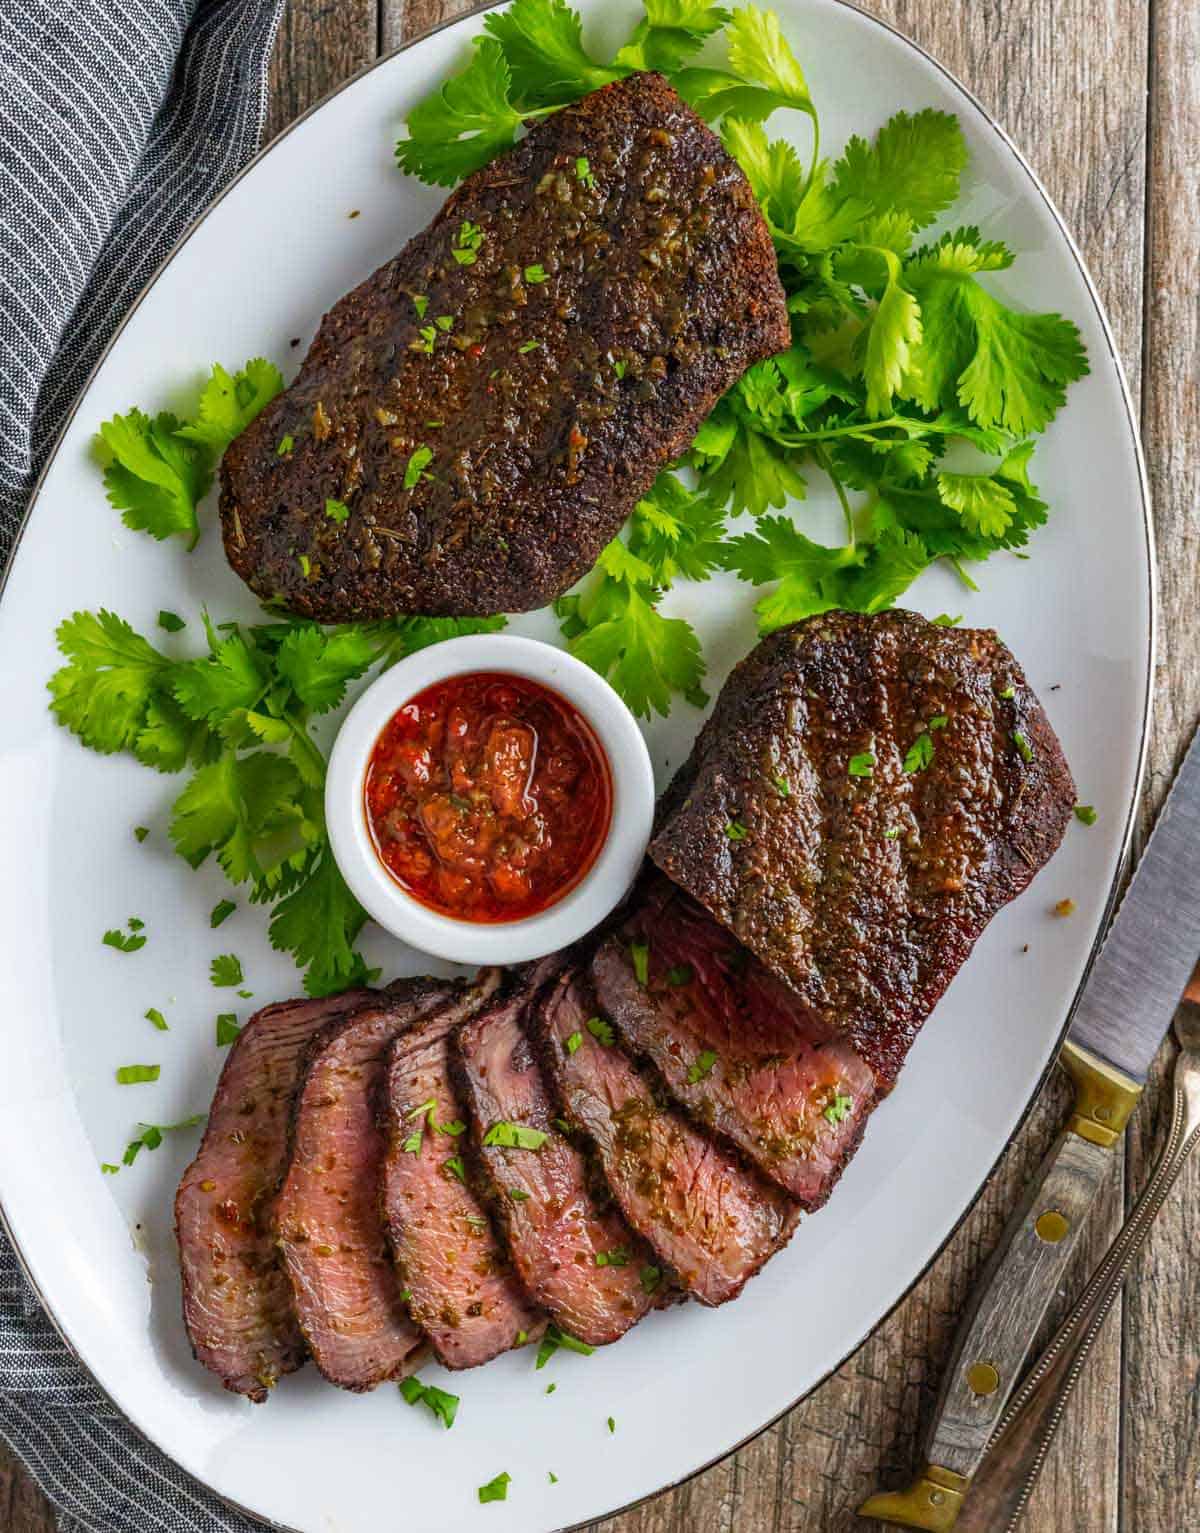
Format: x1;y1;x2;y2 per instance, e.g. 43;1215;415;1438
325;634;655;966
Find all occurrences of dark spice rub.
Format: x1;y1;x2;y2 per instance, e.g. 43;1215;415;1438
649;610;1076;1086
174;987;374;1402
592;877;876;1208
219;72;789;621
532;967;800;1306
381;990;544;1370
454;986;662;1344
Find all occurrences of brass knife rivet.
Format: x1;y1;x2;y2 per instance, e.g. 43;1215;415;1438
929;1491;945;1505
1036;1210;1070;1243
966;1362;1000;1396
1095;1104;1112;1120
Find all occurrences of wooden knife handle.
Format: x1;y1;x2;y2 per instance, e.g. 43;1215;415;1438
858;1043;1141;1531
954;1045;1200;1532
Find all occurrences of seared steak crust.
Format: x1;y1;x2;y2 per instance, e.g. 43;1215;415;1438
649;610;1075;1085
381;992;543;1370
174;988;374;1401
532;968;800;1306
454;988;660;1345
272;978;486;1391
592;878;876;1208
219;72;788;621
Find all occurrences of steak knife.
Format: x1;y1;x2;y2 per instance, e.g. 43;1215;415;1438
858;724;1200;1532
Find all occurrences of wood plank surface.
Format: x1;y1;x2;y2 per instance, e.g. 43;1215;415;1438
2;1;1195;1530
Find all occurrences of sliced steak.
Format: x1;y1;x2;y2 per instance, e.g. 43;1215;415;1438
592;878;876;1209
174;987;374;1401
650;610;1075;1085
381;995;543;1370
273;976;494;1391
219;72;788;621
454;989;661;1345
532;969;800;1306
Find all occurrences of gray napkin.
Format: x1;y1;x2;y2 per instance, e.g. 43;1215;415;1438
0;1;285;1526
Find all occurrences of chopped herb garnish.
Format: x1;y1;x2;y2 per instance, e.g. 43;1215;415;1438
516;1330;528;1346
848;752;875;778
399;1288;412;1302
144;1007;168;1032
687;1049;718;1085
412;294;429;318
435;314;454;331
133;826;149;843
404;444;433;489
465;1214;487;1229
565;1030;583;1055
401;1375;460;1430
546;1383;556;1395
508;1187;530;1203
402;1130;423;1154
933;613;962;626
116;1064;160;1085
216;1013;241;1047
535;1325;595;1369
1073;804;1098;825
524;263;548;284
594;1248;629;1267
725;818;750;840
324;498;350;524
575;156;595;188
548;1471;558;1483
929;714;949;730
630;941;650;985
444;1155;466;1182
884;826;902;839
903;732;935;773
103;925;146;953
586;1015;615;1046
128;917;144;931
552;1118;573;1136
157;610;185;632
772;774;791;797
452;220;484;265
997;685;1016;700
210;953;244;987
297;553;311;578
639;1264;662;1294
482;1121;548;1151
666;964;693;987
518;339;541;354
613;359;627;379
477;1471;510;1504
237;988;253;999
121;1114;203;1166
414;324;437;354
1013;730;1034;763
276;435;294;456
608;1416;616;1434
209;898;236;928
823;1092;853;1125
101;1163;120;1175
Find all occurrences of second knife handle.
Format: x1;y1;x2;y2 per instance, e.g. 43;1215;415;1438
858;1042;1140;1530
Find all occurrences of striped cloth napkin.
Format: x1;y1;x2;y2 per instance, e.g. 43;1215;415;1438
0;2;283;1527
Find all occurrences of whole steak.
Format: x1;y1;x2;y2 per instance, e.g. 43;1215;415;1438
649;610;1076;1085
219;72;788;620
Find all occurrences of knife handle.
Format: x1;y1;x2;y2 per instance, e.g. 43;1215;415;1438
857;1042;1141;1531
953;1041;1200;1532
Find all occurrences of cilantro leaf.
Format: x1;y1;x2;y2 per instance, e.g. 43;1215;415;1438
171;630;268;726
175;359;284;453
210;953;244;987
558;575;705;719
629;472;728;583
369;614;508;671
49;611;178;760
273;626;376;714
396;38;527;187
484;0;623;106
832;110;968;230
615;0;732;74
170;749;307;885
267;847;370;998
96;410;212;547
216;1013;242;1047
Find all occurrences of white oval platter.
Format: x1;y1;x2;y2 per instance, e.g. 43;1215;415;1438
0;1;1151;1529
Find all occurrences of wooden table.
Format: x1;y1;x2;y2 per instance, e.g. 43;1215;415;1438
3;1;1196;1528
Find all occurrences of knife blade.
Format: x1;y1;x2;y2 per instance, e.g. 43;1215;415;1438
858;725;1200;1532
1068;725;1200;1080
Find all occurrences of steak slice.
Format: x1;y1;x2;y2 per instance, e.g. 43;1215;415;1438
174;988;374;1401
273;977;495;1391
219;72;788;622
592;878;876;1209
454;988;662;1345
650;610;1075;1085
381;995;544;1370
532;968;800;1306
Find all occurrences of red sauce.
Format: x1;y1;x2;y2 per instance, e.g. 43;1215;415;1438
364;672;613;923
